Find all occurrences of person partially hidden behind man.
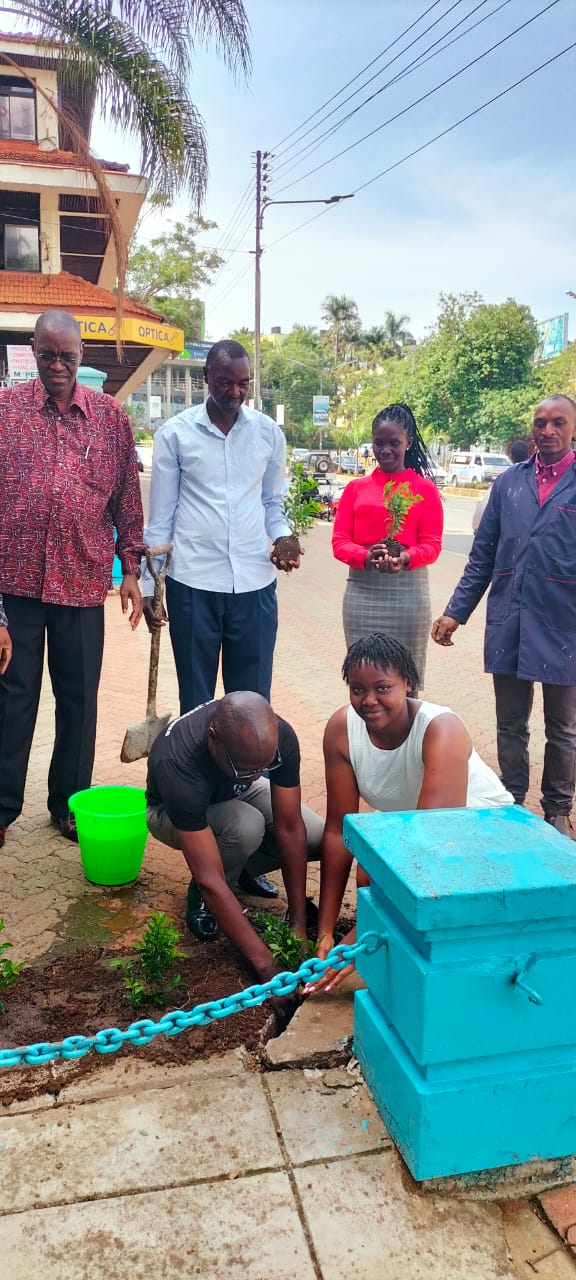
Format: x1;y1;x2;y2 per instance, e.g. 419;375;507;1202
146;692;323;980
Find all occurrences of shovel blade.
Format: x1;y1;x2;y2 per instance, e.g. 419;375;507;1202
120;712;172;763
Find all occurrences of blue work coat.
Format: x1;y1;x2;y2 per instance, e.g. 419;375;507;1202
445;457;576;685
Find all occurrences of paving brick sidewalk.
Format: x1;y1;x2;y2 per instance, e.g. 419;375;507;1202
1;525;574;1279
0;524;549;963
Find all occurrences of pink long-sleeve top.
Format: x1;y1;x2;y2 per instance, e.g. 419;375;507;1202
332;467;444;571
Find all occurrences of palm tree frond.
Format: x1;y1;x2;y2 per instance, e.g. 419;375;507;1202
25;5;208;203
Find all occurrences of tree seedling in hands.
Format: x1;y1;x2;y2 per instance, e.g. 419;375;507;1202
252;911;316;973
283;464;324;538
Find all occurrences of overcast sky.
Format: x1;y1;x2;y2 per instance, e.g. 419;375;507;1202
91;0;576;343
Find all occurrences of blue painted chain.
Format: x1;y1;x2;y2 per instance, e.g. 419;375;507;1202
0;931;386;1070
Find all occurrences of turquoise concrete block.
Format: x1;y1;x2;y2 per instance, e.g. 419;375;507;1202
344;806;576;931
355;989;576;1181
356;886;576;1065
345;807;576;1179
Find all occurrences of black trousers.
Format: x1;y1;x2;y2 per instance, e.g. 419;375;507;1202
165;577;278;714
0;595;104;826
493;674;576;815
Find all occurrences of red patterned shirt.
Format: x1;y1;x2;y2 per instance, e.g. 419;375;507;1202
0;378;144;607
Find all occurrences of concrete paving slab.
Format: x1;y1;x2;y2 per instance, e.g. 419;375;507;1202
267;1067;390;1164
295;1150;518;1280
0;1171;316;1280
501;1201;576;1278
263;973;364;1068
0;1075;282;1213
57;1048;249;1106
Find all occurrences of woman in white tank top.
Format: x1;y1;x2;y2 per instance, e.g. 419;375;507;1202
304;632;513;997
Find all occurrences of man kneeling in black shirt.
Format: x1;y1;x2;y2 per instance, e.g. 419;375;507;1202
146;691;323;982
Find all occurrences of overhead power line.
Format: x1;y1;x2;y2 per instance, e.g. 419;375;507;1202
271;0;451;153
213;177;254;254
274;0;562;196
272;0;512;186
352;35;576;195
274;0;475;166
261;34;576;263
207;260;253;312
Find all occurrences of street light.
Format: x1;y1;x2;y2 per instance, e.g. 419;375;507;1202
253;174;354;409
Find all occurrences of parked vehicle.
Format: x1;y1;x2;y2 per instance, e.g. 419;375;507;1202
429;463;447;488
448;451;511;486
296;451;337;478
339;451;365;475
310;479;340;521
291;447;309;463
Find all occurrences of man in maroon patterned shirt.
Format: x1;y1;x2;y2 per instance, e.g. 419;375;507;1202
0;310;144;848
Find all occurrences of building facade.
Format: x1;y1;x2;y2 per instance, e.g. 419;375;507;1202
0;32;183;398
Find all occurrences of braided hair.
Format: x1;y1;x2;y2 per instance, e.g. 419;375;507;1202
372;403;434;480
342;633;420;691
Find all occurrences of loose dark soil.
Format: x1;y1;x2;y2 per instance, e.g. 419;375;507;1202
0;911;354;1105
0;937;271;1094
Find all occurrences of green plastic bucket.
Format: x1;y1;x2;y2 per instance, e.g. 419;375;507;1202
68;786;148;886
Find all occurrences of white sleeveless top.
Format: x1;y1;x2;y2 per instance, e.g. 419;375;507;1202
346;701;513;812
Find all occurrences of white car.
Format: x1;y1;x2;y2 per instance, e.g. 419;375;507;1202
429;463;447;488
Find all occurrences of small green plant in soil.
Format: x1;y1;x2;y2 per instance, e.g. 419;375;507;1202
253;912;316;972
381;479;423;552
110;911;186;1008
283;464;324;538
0;918;24;1014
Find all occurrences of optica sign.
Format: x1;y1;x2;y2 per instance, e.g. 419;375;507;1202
74;315;185;352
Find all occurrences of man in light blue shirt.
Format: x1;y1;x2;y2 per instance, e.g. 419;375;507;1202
143;341;302;897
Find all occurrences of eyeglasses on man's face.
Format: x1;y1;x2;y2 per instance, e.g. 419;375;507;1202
221;744;283;780
35;350;81;367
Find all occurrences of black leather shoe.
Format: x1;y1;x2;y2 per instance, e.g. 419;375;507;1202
545;813;574;838
186;881;219;941
50;814;79;843
238;870;279;899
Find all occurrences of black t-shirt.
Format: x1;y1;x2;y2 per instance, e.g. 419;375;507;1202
146;700;301;832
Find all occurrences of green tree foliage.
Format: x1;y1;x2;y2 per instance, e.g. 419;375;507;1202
231;293;551;451
408;294;539;446
321;294;361;360
19;0;251;204
127;213;223;342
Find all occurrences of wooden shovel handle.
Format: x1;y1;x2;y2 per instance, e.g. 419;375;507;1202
144;544;172;717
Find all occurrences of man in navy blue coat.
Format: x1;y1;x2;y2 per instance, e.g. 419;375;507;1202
432;395;576;836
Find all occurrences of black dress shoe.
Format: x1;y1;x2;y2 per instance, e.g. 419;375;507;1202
237;869;279;899
50;814;79;843
186;881;219;941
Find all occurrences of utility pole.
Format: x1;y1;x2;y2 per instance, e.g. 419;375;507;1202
253;149;270;411
253;157;352;414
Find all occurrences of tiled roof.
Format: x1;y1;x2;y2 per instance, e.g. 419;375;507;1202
0;31;53;45
0;271;164;320
0;139;129;172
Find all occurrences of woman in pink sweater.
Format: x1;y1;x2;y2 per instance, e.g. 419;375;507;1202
332;404;443;693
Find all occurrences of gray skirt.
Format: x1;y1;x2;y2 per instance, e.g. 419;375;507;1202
342;566;432;686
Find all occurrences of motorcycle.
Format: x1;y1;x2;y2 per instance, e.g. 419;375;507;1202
311;480;339;522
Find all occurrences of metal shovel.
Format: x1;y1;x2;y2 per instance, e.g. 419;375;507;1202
120;543;173;763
